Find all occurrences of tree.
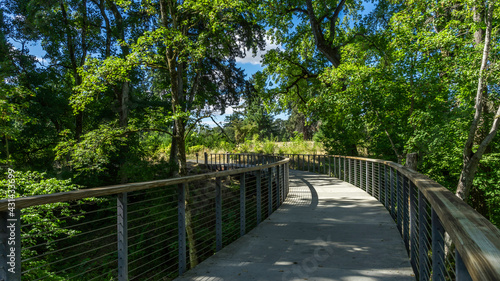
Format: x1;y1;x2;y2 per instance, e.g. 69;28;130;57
73;0;264;177
456;1;500;201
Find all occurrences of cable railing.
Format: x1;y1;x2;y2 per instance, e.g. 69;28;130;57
283;153;500;281
0;153;289;280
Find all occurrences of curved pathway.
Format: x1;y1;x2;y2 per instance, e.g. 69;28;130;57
175;170;414;281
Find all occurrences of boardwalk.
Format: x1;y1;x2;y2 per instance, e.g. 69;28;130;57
175;170;414;281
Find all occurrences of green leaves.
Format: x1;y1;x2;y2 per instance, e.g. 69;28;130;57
72;56;135;113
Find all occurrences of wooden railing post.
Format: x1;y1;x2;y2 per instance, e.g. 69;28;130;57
1;210;21;281
117;192;128;281
204;152;208;166
177;183;186;275
432;208;445;281
240;173;246;237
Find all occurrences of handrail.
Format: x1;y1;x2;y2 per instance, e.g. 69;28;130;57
0;153;290;280
0;156;288;211
284;153;500;281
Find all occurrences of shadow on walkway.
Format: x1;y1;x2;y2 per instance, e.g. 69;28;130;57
175;170;414;281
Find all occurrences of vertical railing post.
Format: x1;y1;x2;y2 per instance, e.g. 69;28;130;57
384;164;388;208
268;167;273;215
366;161;369;193
360;160;363;189
341;157;343;180
348;158;352;184
409;181;417;273
215;177;222;252
343;157;346;181
240;173;246;237
312;155;315;173
256;170;262;224
1;210;21;281
354;159;358;187
286;162;290;196
329;156;331;177
432;209;445;281
403;177;410;252
372;162;376;199
419;191;430;281
276;165;281;207
390;167;395;218
117;193;128;281
177;184;186;275
204;152;208;166
307;155;310;172
456;250;473;281
281;164;285;204
397;171;403;233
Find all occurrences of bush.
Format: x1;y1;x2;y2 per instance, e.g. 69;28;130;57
262;139;276;155
0;170;103;280
188;145;206;154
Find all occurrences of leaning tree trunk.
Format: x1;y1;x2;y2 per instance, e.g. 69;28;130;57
456;2;499;202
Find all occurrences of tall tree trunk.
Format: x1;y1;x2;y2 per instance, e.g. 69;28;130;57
456;3;499;201
161;0;199;268
107;1;130;183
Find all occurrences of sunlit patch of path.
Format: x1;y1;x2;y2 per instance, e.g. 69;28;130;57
174;170;414;281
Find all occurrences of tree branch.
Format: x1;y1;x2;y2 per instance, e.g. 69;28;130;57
210;116;235;143
185;115;211;138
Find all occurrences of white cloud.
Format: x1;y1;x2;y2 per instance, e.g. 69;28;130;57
35;56;49;65
235;35;280;65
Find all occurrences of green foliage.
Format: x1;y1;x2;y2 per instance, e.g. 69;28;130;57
261;138;277;155
473;153;500;227
54;125;127;175
0;170;103;280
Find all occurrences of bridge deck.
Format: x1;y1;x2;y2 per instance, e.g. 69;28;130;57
175;170;414;281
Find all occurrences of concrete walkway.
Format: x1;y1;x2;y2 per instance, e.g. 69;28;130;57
175;170;414;281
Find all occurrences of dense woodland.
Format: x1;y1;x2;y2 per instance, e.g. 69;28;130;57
1;0;499;239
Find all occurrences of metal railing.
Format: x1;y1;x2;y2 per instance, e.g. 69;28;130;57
0;153;289;280
283;153;500;281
